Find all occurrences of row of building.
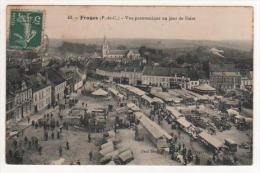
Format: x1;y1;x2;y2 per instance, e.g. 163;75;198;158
6;66;87;124
96;64;253;91
209;63;252;91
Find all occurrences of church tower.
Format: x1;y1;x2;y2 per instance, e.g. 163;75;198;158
102;36;109;58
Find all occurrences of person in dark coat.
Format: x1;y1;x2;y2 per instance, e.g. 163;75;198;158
59;146;62;157
89;151;93;161
35;122;38;129
76;160;80;165
24;136;28;145
38;145;42;155
66;141;70;150
35;138;39;149
57;131;60;139
45;131;48;141
51;131;55;139
28;140;32;149
56;120;60;127
88;133;91;143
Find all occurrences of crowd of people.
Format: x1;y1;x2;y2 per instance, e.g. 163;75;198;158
6;106;95;165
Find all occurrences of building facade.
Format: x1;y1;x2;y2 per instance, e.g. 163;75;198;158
210;72;241;90
96;68;142;85
8;80;33;122
142;66;190;89
73;73;84;92
188;80;200;89
209;64;241;90
32;85;52;113
6;92;15;124
53;82;66;104
41;69;66;105
59;66;86;94
240;71;253;91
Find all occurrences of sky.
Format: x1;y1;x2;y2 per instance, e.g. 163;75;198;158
6;6;253;41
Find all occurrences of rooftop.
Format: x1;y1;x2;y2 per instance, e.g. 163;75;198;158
198;131;223;149
107;49;140;56
209;63;238;72
194;84;216;91
7;68;32;92
143;66;188;77
135;112;172;140
91;88;108;96
29;75;50;92
176;117;192;128
211;72;241;77
98;61;143;73
107;49;128;55
42;69;66;85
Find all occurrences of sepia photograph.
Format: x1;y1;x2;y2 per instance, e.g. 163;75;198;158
4;5;254;166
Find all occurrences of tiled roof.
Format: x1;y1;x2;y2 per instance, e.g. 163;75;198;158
7;68;32;92
210;63;237;72
7;68;25;83
43;69;65;85
211;72;240;77
143;66;187;76
194;84;216;91
99;62;143;72
128;49;140;54
29;75;50;92
107;50;128;55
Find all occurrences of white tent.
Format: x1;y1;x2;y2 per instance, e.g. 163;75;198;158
91;88;108;96
100;145;114;156
107;160;116;165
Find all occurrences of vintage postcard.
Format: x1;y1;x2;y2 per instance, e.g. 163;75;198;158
4;5;255;167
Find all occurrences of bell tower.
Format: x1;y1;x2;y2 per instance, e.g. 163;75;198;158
102;35;109;58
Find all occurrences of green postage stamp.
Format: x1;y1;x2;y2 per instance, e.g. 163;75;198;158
9;10;43;50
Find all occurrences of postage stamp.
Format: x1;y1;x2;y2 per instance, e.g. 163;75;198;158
9;10;43;50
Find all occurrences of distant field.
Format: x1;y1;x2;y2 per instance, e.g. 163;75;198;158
49;38;252;52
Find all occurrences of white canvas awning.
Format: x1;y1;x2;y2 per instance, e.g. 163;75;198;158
101;141;114;150
137;112;172;140
99;145;114;156
127;102;140;112
226;109;239;116
141;95;155;104
194;84;216;92
118;149;134;162
166;106;182;119
91;88;108;96
153;97;164;104
176;117;191;128
198;131;223;149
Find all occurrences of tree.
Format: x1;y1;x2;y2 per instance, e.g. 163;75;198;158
176;56;185;64
117;45;127;50
202;61;210;77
